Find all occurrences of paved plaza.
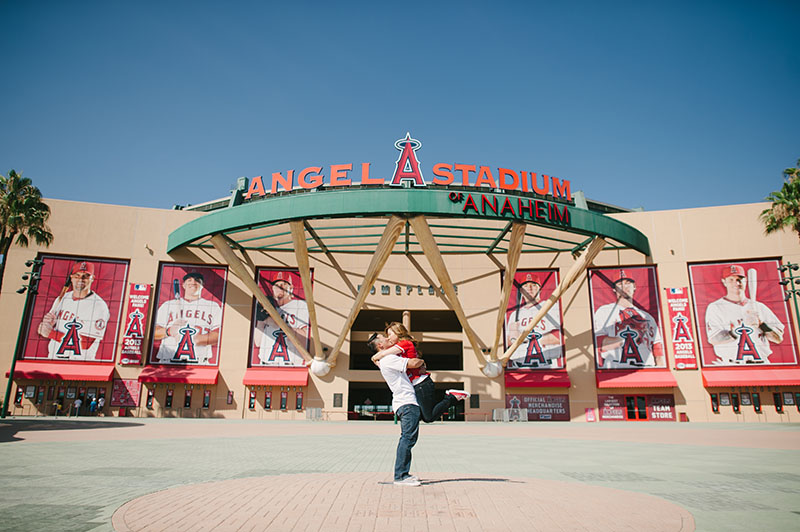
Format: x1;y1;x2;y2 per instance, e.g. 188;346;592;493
0;418;798;531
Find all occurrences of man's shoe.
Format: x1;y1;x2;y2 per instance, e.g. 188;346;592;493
446;389;470;401
393;477;421;486
405;475;419;482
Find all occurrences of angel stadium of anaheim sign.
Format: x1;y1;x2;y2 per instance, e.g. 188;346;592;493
240;133;572;226
167;133;650;256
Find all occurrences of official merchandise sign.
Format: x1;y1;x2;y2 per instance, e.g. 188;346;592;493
250;268;311;367
688;260;798;366
111;378;140;407
21;256;129;362
119;283;152;365
664;287;698;370
505;394;570;421
148;264;227;366
503;270;565;370
588;266;666;369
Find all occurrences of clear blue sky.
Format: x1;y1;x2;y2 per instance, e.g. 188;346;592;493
1;0;798;211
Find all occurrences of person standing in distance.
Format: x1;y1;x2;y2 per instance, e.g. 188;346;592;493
705;265;784;364
374;347;426;486
505;273;563;369
593;270;664;368
154;272;222;364
254;271;310;366
38;261;110;361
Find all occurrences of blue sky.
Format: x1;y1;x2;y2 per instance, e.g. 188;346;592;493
1;0;798;211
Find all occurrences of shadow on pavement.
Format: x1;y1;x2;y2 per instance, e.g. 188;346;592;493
379;477;523;485
0;419;144;443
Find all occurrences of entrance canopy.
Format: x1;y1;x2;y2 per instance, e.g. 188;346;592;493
167;186;651;375
168;187;650;256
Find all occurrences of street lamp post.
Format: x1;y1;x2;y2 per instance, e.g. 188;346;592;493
2;259;43;418
778;262;800;329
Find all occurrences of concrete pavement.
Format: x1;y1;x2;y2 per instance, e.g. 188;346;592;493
0;418;798;531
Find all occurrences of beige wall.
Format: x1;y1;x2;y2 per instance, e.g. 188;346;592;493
2;199;798;422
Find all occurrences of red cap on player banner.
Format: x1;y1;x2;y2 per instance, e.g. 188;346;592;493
273;271;294;286
613;269;635;284
520;273;541;286
71;261;95;275
721;264;746;279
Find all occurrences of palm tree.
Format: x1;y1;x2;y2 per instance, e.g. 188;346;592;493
760;159;800;243
0;170;54;295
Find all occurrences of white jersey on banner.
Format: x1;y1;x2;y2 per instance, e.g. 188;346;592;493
705;298;784;364
506;303;563;368
258;298;309;366
46;291;110;361
594;302;662;368
155;297;222;364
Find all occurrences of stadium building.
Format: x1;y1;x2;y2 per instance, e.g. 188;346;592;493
2;135;799;422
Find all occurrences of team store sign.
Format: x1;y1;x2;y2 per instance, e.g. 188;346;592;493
242;133;573;212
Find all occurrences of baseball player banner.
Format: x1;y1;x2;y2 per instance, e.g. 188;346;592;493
119;283;152;365
250;268;311;367
688;260;797;367
503;269;565;370
588;266;666;369
664;287;699;370
21;256;129;362
148;264;227;366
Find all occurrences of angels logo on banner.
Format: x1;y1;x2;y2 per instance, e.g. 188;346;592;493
250;268;311;367
22;256;129;362
149;264;227;366
589;266;666;369
688;260;797;366
503;269;565;369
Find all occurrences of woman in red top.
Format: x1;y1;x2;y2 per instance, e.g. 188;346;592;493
370;322;469;423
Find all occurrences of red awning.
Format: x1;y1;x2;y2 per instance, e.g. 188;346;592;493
702;368;800;387
596;369;677;388
6;361;114;382
138;366;219;384
505;370;571;388
243;367;309;386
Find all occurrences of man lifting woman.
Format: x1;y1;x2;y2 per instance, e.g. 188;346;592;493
368;322;469;422
368;322;469;486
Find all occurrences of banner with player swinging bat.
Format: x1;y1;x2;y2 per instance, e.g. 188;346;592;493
148;264;227;366
502;269;565;370
21;255;129;363
588;266;667;369
249;268;311;367
688;260;798;367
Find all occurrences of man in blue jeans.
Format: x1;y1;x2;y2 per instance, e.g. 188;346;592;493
374;351;425;486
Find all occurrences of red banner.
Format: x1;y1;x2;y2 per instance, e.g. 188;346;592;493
111;378;140;407
119;284;152;365
664;287;698;370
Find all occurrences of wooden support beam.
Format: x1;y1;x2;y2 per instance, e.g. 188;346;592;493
290;221;324;361
210;233;313;362
408;216;487;368
304;221;358;297
326;215;405;367
499;236;606;365
490;222;526;362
